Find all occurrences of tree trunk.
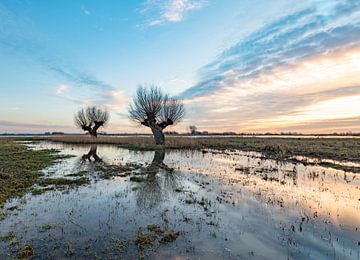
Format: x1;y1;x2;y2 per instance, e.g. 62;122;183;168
89;128;97;137
151;127;165;145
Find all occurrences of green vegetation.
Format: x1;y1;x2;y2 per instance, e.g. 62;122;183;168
38;223;53;232
0;140;68;207
31;186;56;195
18;244;35;259
38;177;89;187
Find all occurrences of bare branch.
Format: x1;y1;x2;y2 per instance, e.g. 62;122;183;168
128;85;185;129
128;85;185;145
74;106;109;137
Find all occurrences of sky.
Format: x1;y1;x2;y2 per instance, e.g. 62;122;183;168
0;0;360;134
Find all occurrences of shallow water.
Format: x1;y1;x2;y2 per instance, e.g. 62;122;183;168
0;142;359;259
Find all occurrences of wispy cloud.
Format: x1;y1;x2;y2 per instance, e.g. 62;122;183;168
180;46;360;133
181;0;360;98
174;0;360;133
55;84;69;95
81;5;91;16
0;2;126;111
139;0;205;27
0;120;75;133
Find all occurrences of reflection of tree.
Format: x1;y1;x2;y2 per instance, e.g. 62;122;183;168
72;145;104;173
81;145;102;162
135;149;179;209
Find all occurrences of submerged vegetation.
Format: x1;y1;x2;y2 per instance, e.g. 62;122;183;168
0;140;70;207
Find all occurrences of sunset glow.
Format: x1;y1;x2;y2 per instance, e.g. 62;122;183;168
1;0;359;134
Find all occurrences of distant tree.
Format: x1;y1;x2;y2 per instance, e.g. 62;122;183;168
74;106;109;137
128;85;185;145
188;125;197;135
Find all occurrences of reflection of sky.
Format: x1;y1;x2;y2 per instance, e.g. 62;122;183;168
0;0;359;133
1;142;358;258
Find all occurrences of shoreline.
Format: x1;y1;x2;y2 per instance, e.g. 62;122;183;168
13;135;360;167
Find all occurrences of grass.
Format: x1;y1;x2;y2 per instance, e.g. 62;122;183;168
31;135;360;162
0;139;67;207
38;177;89;187
18;244;35;259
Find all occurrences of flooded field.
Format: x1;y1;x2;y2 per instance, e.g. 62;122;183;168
0;141;359;259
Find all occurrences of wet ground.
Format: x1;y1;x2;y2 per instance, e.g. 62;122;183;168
0;141;359;259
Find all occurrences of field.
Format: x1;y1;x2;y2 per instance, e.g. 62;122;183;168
29;135;360;160
0;137;359;259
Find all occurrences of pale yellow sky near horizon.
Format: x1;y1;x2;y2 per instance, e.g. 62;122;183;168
1;1;360;134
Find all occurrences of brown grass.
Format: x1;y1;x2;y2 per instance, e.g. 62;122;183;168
27;135;360;163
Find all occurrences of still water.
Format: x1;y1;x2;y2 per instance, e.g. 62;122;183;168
0;141;359;259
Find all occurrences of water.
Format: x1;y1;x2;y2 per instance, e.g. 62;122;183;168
0;141;359;259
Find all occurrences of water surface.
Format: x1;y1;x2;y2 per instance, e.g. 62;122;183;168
0;141;359;259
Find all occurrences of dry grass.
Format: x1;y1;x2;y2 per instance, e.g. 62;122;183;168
27;135;360;163
33;135;202;150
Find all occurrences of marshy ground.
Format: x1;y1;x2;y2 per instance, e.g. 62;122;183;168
0;138;359;259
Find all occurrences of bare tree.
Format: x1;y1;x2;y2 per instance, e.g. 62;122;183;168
74;106;109;137
128;85;185;145
188;125;197;135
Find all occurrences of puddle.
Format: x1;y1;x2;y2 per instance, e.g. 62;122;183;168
0;141;359;259
293;155;360;168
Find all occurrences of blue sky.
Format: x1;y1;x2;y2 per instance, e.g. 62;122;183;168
1;0;360;133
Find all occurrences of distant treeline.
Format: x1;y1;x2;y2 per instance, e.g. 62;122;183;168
1;131;360;136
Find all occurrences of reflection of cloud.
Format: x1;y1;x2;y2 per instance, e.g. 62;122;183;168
139;0;205;27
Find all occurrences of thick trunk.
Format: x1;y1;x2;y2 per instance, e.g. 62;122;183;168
151;127;165;145
92;121;104;137
82;125;97;137
89;129;97;137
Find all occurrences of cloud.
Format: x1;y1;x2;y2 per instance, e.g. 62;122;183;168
0;2;126;110
139;0;205;27
55;84;69;95
81;5;91;16
174;0;360;133
181;0;360;98
268;116;360;133
0;120;75;133
181;45;360;133
49;65;113;91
